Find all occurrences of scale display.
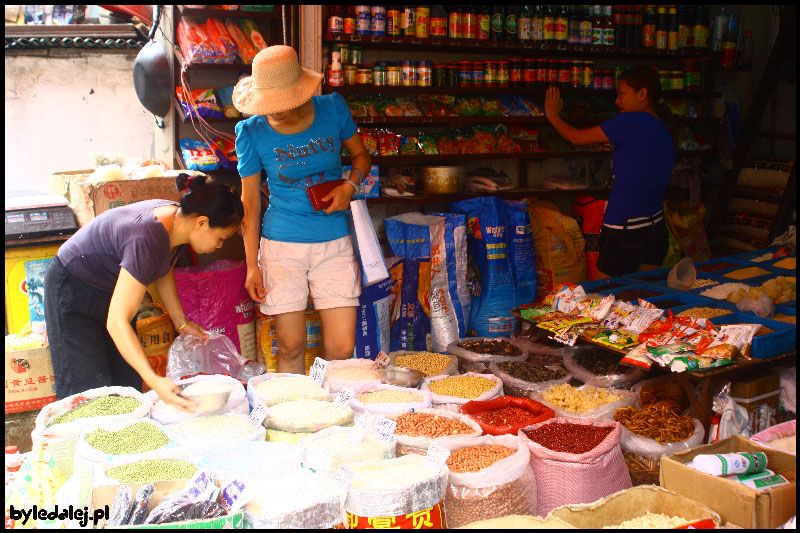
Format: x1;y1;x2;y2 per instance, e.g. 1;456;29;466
5;206;78;241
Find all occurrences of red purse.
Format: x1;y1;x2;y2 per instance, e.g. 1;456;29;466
307;179;345;211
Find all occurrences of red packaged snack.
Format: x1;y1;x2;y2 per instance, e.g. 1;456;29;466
205;17;237;64
177;18;214;65
224;17;257;64
460;395;554;436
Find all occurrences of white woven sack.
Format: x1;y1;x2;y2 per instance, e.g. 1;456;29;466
72;418;176;508
349;383;432;416
345;454;449;518
519;417;632;517
532;385;638;420
561;347;646;389
751;419;796;455
204;441;303;484
31;386;151;478
147;374;248;425
447;337;529;373
92;448;204;488
168;413;267;455
433;434;537;527
298;425;396;474
422;372;504;412
488;359;571;396
323;358;383;394
266;399;354;434
244;471;345;529
388;350;459;377
247;372;329;408
386;408;483;456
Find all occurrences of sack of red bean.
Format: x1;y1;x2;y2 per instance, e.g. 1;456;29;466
386;408;483;457
432;434;537;528
446;337;528;374
488;359;571;397
422;373;504;412
459;395;554;436
518;417;632;516
561;344;646;389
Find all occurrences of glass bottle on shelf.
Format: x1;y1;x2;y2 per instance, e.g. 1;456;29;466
344;5;356;35
720;11;737;68
555;5;568;43
448;5;462;39
642;5;656;48
614;5;626;48
532;4;544;42
677;5;691;49
579;5;592;45
668;5;679;51
519;5;532;42
591;5;602;46
693;5;710;50
633;5;643;48
567;4;579;44
403;5;416;37
738;29;754;70
543;4;556;43
491;5;505;41
602;5;614;46
655;5;668;50
387;5;403;36
463;5;478;39
430;5;448;37
477;5;491;39
505;5;519;42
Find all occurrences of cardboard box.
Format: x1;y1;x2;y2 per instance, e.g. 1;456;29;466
342;164;380;199
660;435;797;529
91;478;243;529
547;485;720;528
731;373;781;434
50;171;183;227
5;346;56;414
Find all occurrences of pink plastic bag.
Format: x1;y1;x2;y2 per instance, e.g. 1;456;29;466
518;417;632;517
174;260;256;360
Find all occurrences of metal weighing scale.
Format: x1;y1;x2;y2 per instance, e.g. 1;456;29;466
5;191;78;246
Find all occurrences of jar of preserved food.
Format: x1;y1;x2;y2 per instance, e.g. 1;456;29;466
523;58;537;87
658;70;671;91
670;70;685;91
547;59;559;85
510;59;524;88
458;61;473;87
417;60;432;87
472;61;485;87
497;60;510;87
484;61;497;87
581;61;594;88
402;60;417;86
328;67;343;86
570;60;582;88
602;69;615;90
372;63;387;86
343;64;357;85
535;59;548;86
350;45;362;65
681;58;701;91
448;63;460;87
356;67;372;85
558;59;571;87
387;64;401;86
433;62;448;87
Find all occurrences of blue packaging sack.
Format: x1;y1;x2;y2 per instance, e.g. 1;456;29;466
431;212;471;339
506;200;538;305
354;273;395;359
389;257;431;352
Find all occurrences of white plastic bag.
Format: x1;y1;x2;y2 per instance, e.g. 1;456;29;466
168;413;266;455
349;383;432;416
265;399;354;434
147;374;248;425
447;337;529;373
751;420;796;455
92;448;203;488
247;372;329;408
532;385;638;420
386;408;483;456
31;386;151;478
298;425;396;474
167;331;263;382
244;471;345;529
434;434;537;527
323;358;383;394
204;441;303;484
422;372;504;412
388;350;460;377
488;359;571;397
617;418;705;459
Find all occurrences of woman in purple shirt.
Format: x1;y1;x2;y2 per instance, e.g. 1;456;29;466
544;66;677;277
43;174;243;410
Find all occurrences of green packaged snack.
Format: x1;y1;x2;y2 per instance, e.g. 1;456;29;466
418;134;439;155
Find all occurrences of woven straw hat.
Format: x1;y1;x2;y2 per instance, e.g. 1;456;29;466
232;45;323;116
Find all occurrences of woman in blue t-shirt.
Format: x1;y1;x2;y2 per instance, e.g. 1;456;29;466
544;66;677;277
233;46;372;374
44;174;244;408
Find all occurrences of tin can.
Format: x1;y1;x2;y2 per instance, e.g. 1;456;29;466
402;60;417;86
570;60;582;88
356;67;372;85
415;6;430;38
350;45;362;65
535;59;547;85
355;6;371;35
670;70;685;91
523;59;536;87
547;60;559;85
510;59;523;88
387;65;401;86
417;60;432;86
386;7;402;36
603;69;615;90
581;61;594;88
458;61;472;87
558;59;571;87
332;43;349;65
372;64;387;86
470;61;482;87
344;64;357;85
328;68;343;86
484;61;497;87
370;6;386;35
497;60;510;87
593;68;604;90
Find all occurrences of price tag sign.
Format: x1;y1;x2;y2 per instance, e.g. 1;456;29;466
248;404;269;429
373;417;397;444
424;443;451;472
335;388;354;406
374;351;391;368
309;357;328;385
333;464;355;492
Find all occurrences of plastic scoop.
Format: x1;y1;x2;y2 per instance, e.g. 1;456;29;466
668;257;697;290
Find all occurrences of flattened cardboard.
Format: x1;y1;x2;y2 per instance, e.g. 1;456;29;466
660;435;797;529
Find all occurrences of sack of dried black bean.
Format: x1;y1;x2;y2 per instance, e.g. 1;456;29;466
489;360;571;397
561;344;646;389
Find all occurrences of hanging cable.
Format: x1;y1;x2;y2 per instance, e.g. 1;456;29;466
282;5;288;46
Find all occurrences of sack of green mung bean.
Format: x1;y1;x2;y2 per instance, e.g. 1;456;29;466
298;425;396;474
168;413;267;454
147;374;248;425
72;419;175;508
323;358;383;394
386;408;483;457
447;337;529;374
422;373;504;412
92;449;203;487
32;386;152;478
247;372;329;408
488;360;571;397
432;434;537;528
349;383;432;416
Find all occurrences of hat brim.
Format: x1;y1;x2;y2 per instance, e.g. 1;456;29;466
232;68;323;116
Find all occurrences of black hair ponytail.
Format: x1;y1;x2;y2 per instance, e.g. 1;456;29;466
618;66;678;149
175;173;244;228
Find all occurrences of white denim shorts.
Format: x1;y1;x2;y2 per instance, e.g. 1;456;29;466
258;236;361;315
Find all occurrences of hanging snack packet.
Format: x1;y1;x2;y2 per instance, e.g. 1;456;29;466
176;88;226;119
224;18;257;64
217;86;239;118
214;137;238;170
239;18;268;50
177;18;214;65
701;324;761;359
205;17;237;64
418;134;439;155
180;139;221;171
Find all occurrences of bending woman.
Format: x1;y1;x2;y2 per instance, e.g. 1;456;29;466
44;174;244;409
545;65;677;277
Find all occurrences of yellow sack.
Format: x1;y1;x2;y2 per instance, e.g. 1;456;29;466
527;199;587;298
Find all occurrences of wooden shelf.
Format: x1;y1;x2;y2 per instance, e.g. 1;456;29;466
323;33;721;61
178;6;280;20
322;85;721;99
341;150;715;165
367;187;612;205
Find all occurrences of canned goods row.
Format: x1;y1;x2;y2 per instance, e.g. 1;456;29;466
327;60;434;87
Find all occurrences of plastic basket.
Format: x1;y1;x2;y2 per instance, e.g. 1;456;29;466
707;312;796;359
623;267;673;286
766;255;797;272
579;276;641;293
646;292;712;311
728;246;783;263
667;301;739;320
596;283;675;303
692;257;751;276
